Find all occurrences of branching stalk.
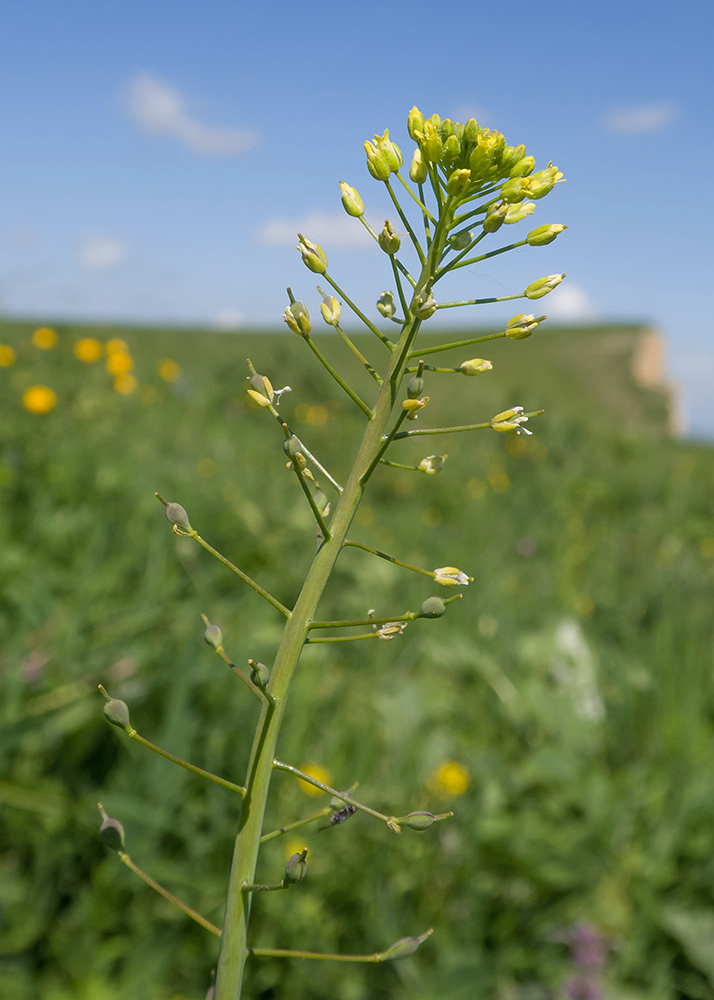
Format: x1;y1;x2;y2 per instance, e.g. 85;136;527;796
119;852;222;938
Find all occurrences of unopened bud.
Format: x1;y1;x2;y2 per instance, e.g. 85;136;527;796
446;168;471;198
483;201;509;234
394;811;453;831
500;177;531;204
527;224;567;247
402;396;429;420
510;155;535;178
407;106;425;140
249;659;270;688
378;929;433;961
103;698;131;730
443;134;461;162
201;615;223;650
284;848;308;884
449;230;473;251
525;273;565;299
409;148;428;184
98;804;125;852
377;290;397;319
317;286;341;326
374;129;402;172
418;454;447;475
297;234;328;274
165;502;191;531
339;180;364;217
378;220;401;255
421;124;443;163
500;144;527;175
460;358;492;376
505;313;545;340
364;140;391;181
419;596;447;619
526;163;564;200
407;375;425;398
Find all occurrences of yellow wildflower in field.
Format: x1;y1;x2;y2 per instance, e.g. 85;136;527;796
298;762;333;797
113;374;137;395
73;338;103;363
22;385;57;414
106;351;134;376
32;327;58;349
157;359;181;382
0;345;17;367
434;760;470;796
106;338;129;354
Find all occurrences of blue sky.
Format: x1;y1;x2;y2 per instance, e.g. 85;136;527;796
1;0;713;432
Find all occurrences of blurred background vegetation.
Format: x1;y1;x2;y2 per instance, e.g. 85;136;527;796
1;318;714;1000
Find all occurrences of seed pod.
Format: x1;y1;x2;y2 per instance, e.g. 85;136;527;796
407;375;425;399
284;848;308;884
98;805;125;852
378;929;433;961
203;619;223;650
249;659;270;688
419;596;447;619
165;502;191;531
394;811;453;831
283;435;304;461
378;220;401;255
103;698;131;730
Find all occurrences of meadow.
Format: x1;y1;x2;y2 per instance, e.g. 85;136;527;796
1;318;714;1000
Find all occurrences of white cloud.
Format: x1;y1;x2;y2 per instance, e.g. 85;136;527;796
256;211;373;249
451;103;491;126
604;101;678;135
214;308;243;330
123;73;257;156
80;236;126;271
544;283;597;322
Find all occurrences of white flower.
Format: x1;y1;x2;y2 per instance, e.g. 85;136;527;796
272;385;292;405
433;566;471;587
491;406;533;436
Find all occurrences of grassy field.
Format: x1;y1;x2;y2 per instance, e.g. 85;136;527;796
1;318;714;1000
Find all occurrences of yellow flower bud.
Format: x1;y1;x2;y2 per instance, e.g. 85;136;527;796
407;106;425;140
433;567;471;586
378;219;401;254
297;234;328;273
460;358;493;375
364;140;391;180
317;286;341;326
409;148;428;184
446;168;471;198
483;200;509;234
525;273;565;299
402;396;429;420
339;180;364;217
421;122;443;163
376;290;397;319
527;224;567;247
510;155;535;178
374;129;402;172
505;314;545;340
491;406;532;435
526;162;564;200
504;201;535;224
418;454;447;475
500;177;531;203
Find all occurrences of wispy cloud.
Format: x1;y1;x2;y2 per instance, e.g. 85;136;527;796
256;211;373;249
545;283;597;322
603;101;678;135
79;236;126;271
123;73;258;156
214;308;243;330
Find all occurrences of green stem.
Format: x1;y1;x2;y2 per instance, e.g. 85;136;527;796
214;186;451;1000
394;256;417;287
184;527;290;618
435;230;487;279
343;539;434;579
215;646;274;705
242;881;287;893
436;292;524;309
360;408;409;486
119;852;221;938
305;633;381;644
260;808;331;843
378;458;424;471
407;331;506;359
323;274;394;350
391;256;411;320
334;323;381;384
441;239;528;275
384;178;425;263
293;438;344;494
272;760;397;827
394;422;491;439
127;730;247;796
292;464;331;540
308;612;416;629
303;335;373;417
394;171;437;224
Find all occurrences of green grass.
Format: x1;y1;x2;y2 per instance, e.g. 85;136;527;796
1;319;714;1000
